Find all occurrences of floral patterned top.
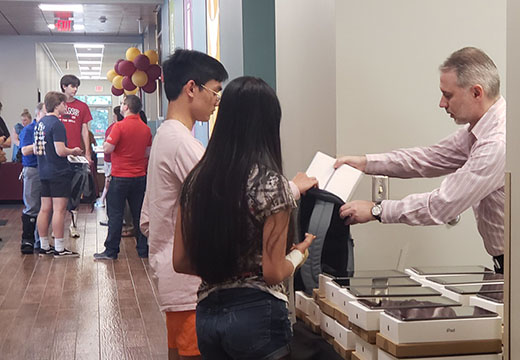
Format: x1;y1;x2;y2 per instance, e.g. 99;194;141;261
198;164;297;302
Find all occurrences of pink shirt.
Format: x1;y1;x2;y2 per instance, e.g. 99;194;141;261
140;120;204;312
365;97;506;257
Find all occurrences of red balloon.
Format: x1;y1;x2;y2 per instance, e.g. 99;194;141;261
142;79;157;93
111;86;124;96
118;60;136;77
114;59;124;75
146;64;161;80
134;54;150;71
122;76;137;91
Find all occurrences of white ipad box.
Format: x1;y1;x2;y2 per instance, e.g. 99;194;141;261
378;349;502;360
379;312;501;344
320;312;338;337
355;335;378;360
306;151;363;202
347;300;382;331
335;320;357;350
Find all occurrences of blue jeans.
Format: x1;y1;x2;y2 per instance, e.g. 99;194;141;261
196;288;292;360
104;176;148;257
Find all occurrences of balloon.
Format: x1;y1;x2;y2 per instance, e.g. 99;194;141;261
146;64;161;80
111;86;124;96
124;87;139;95
126;47;141;61
134;54;150;71
131;70;148;87
106;69;118;82
112;75;124;90
118;60;136;77
142;80;157;93
114;59;124;74
122;76;137;91
144;49;158;65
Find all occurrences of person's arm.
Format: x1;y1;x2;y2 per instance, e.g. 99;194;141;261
290;172;318;200
54;142;82;157
12;128;19;147
81;123;92;165
173;208;197;275
21;144;34;156
0;136;11;148
340;139;505;226
145;146;151;158
103;142;116;154
140;192;150;238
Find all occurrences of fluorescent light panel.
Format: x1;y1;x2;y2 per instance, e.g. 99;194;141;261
47;24;55;29
74;44;105;49
74;24;85;31
76;53;103;58
39;4;84;13
81;72;101;75
78;60;102;64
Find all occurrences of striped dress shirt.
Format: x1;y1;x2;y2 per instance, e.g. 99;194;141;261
365;97;506;256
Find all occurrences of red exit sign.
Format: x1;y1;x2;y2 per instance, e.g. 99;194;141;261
55;19;73;32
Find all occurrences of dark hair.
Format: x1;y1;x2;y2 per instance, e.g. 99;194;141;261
44;91;66;112
124;95;142;114
113;106;124;121
180;77;283;284
162;49;228;101
60;74;80;92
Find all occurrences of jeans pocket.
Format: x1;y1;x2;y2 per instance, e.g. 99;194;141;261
222;299;272;356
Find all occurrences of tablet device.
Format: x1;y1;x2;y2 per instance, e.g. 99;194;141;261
476;291;504;304
445;283;503;295
337;269;409;279
357;295;460;310
333;277;420;288
425;273;504;285
348;286;440;298
409;265;494;275
384;305;497;321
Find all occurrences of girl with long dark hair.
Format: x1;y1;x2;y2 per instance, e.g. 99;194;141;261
174;76;316;359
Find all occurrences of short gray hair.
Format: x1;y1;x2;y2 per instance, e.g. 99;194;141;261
440;47;500;99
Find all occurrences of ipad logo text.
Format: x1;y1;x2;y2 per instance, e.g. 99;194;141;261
446;328;456;333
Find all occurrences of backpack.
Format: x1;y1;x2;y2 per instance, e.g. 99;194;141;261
295;188;355;295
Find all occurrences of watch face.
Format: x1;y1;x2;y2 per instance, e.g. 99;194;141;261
372;204;382;217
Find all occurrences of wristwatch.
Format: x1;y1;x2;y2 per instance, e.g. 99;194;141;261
371;201;382;222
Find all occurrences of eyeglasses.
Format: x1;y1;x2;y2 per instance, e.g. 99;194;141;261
199;83;221;102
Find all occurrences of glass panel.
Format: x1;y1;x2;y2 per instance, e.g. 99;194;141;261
86;96;111;105
76;95;87;102
90;108;109;142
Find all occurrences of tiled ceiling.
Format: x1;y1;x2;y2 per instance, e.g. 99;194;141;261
0;0;163;80
0;0;161;36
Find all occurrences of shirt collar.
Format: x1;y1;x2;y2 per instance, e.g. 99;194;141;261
470;96;506;140
124;113;141;121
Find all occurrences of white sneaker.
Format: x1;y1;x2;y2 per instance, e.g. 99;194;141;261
69;223;80;238
94;199;105;208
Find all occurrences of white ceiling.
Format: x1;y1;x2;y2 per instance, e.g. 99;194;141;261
0;0;162;80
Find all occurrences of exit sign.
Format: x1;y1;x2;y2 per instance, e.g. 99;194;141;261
95;86;103;92
55;19;73;32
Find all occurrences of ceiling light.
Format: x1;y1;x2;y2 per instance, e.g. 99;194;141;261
76;53;103;58
78;60;102;65
81;72;101;75
74;24;85;31
90;67;101;71
74;44;105;49
39;4;83;13
79;67;90;70
47;24;55;29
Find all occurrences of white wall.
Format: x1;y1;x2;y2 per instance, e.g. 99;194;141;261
336;0;506;270
35;43;62;100
275;0;336;178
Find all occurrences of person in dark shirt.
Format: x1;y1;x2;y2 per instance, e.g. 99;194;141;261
35;91;83;258
0;101;11;163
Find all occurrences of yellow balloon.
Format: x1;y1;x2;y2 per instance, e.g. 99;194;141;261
144;49;159;64
124;87;139;95
112;75;124;90
131;70;148;87
126;47;141;61
106;69;118;82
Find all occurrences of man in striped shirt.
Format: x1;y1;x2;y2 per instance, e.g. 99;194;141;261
335;47;505;273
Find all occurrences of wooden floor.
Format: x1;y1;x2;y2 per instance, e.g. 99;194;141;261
0;204;168;360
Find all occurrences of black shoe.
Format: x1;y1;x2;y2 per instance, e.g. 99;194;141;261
39;246;55;256
99;220;108;226
93;251;117;260
54;248;80;258
21;242;34;254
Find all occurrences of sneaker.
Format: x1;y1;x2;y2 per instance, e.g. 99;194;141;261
69;223;80;238
93;251;117;260
39;246;55;256
54;249;80;258
99;220;108;226
21;242;34;255
94;199;105;208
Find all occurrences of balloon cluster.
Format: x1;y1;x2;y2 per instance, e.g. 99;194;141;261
107;47;161;96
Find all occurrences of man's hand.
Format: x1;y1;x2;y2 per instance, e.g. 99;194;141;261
85;151;93;166
292;172;318;195
0;136;5;146
293;233;316;254
71;147;84;156
339;200;376;225
334;155;367;172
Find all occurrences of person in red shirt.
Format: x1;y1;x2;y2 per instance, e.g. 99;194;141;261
59;74;93;238
94;95;152;260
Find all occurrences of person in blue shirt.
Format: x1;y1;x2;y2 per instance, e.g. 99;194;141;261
35;91;83;258
18;103;45;253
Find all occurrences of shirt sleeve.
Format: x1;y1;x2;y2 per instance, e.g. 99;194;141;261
0;117;10;138
248;167;297;222
173;139;204;182
52;120;68;143
106;122;121;146
381;138;505;225
81;102;93;124
19;126;33;147
365;128;469;178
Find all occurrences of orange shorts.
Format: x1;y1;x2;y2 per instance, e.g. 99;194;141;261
166;310;200;356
